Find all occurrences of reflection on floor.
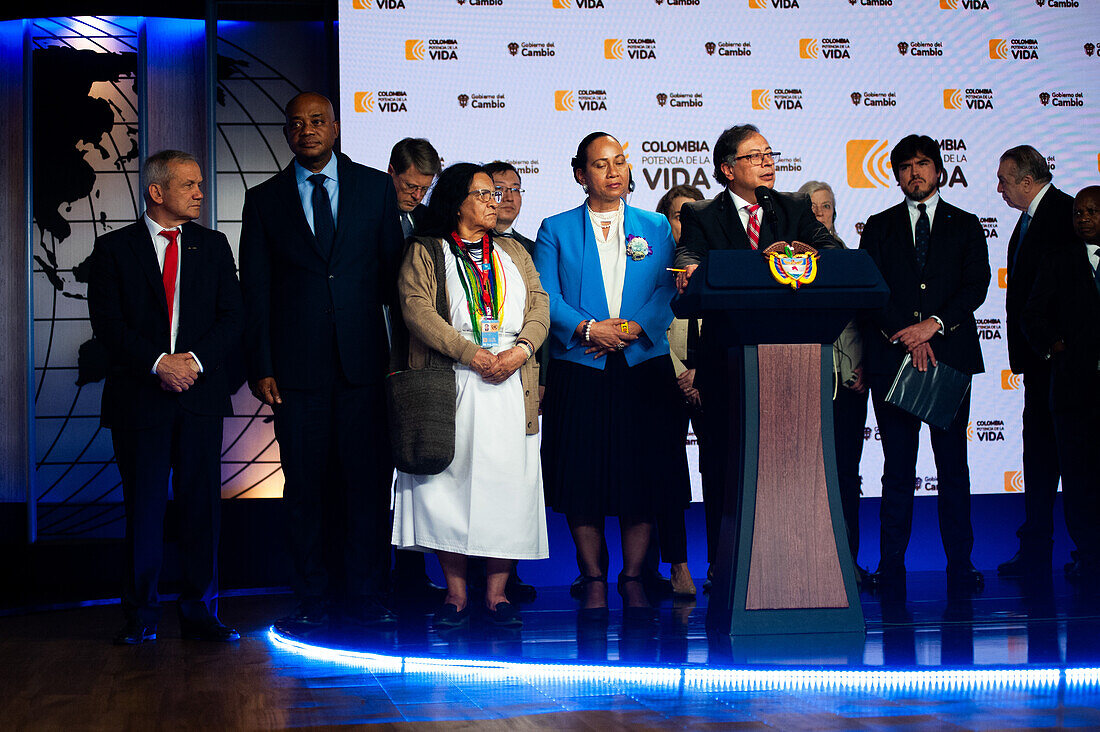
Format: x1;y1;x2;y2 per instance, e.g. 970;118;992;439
2;572;1099;729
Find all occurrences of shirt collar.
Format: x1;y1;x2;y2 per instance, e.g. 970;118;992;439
1025;182;1051;218
294;154;339;186
143;212;180;243
906;189;940;214
729;190;757;211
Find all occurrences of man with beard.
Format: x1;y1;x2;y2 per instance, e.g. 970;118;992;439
858;134;990;591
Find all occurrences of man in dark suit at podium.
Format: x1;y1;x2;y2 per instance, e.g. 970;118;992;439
240;92;405;632
388;137;440;240
858;134;990;591
674;124;834;582
994;145;1074;578
1023;185;1100;583
89;149;243;644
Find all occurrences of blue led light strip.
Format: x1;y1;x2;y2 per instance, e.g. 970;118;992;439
268;627;1099;690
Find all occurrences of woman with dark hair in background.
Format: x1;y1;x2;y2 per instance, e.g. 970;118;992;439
797;179;870;584
647;184;706;598
392;163;550;628
534;132;689;620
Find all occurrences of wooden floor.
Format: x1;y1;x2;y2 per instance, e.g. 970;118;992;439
3;591;1100;730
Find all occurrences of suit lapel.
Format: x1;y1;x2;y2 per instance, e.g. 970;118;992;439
177;223;202;335
716;190;749;249
127;222;168;315
333;153;353;260
893;202;920;269
277;163;327;261
577;203;611;320
928;199;954;270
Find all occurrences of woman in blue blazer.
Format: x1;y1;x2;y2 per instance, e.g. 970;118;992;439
534;132;690;620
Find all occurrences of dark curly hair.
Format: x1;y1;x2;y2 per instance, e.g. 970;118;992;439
419;162;489;237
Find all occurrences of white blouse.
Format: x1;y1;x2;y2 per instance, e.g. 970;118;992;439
588;200;626;319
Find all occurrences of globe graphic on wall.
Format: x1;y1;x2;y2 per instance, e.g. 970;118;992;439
32;16;296;539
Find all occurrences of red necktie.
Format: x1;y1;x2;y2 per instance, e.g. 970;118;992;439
161;229;179;336
745;204;761;250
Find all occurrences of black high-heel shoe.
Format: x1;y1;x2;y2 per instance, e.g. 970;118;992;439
618;573;656;623
577;575;609;622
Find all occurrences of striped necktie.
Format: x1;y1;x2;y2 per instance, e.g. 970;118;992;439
745;204;761;250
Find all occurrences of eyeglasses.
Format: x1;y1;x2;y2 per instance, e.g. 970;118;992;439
401;180;433;195
468;188;503;203
810;201;834;213
495;186;524;196
733;151;781;166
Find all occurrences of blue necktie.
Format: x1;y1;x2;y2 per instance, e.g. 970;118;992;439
1010;212;1031;275
914;203;930;270
309;173;335;259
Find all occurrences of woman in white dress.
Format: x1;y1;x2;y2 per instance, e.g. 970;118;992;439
392;163;550;628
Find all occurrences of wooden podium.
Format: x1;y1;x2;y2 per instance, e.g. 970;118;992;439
674;249;888;636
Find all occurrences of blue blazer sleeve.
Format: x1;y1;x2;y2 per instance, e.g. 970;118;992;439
533;206;592;353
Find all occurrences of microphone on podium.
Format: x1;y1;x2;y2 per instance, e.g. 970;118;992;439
754;186;779;230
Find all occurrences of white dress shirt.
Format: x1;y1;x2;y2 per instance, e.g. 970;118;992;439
589;201;626;319
905;190;940;241
144;213;202;375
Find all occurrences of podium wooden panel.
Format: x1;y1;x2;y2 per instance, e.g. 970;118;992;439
746;344;847;611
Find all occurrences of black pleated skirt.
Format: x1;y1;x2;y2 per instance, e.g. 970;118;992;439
541;352;691;518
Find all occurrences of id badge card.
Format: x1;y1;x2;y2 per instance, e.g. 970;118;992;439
481;318;501;349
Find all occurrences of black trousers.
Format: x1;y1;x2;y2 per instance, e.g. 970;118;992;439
274;373;393;604
833;384;869;565
1052;370;1100;563
112;407;223;626
1017;365;1061;550
647;403;693;567
697;352;742;566
870;375;974;572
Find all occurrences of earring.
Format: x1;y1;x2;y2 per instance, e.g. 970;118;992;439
582;184;589;194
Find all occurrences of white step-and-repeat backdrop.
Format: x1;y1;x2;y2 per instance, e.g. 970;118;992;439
339;0;1099;499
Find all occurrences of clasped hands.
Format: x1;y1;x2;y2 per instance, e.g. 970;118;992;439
890;318;941;372
470;347;527;384
156;352;200;392
583;318;640;359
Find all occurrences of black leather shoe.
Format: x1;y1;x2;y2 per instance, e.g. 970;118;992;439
181;618;240;642
275;600;329;635
1065;558;1100;584
343;598;397;628
947;565;985;591
869;564;906;589
486;601;523;627
113;620;156;645
642;569;673;597
433;602;471;629
506;571;538;603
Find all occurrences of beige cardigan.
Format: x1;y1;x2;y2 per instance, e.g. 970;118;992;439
397;235;550;435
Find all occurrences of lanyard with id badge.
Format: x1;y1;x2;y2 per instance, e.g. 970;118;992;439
449;233;506;350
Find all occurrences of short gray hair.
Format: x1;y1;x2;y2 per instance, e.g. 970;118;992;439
144;149;198;191
796;180;835;201
999;145;1052;184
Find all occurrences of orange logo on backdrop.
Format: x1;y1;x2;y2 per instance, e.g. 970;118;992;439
989;39;1009;59
998;267;1008;288
1096;153;1100;173
552;0;571;7
352;0;371;7
554;90;575;110
1001;370;1022;390
846;139;892;188
751;89;772;110
405;40;426;60
799;38;820;59
1004;471;1024;492
353;92;374;113
943;89;963;109
940;0;959;7
966;422;976;441
749;0;767;7
604;39;624;59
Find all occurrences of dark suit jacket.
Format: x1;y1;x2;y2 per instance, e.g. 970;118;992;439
504;227;536;257
858;198;990;376
1005;185;1075;375
675;188;835;267
239;153;404;389
674;188;835;396
1022;238;1100;413
88;220;244;430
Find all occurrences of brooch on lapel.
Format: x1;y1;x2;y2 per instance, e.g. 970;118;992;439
625;235;652;261
762;241;819;290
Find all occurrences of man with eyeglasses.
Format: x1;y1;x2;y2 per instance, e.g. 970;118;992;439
485;161;534;255
673;124;834;589
388;137;441;239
